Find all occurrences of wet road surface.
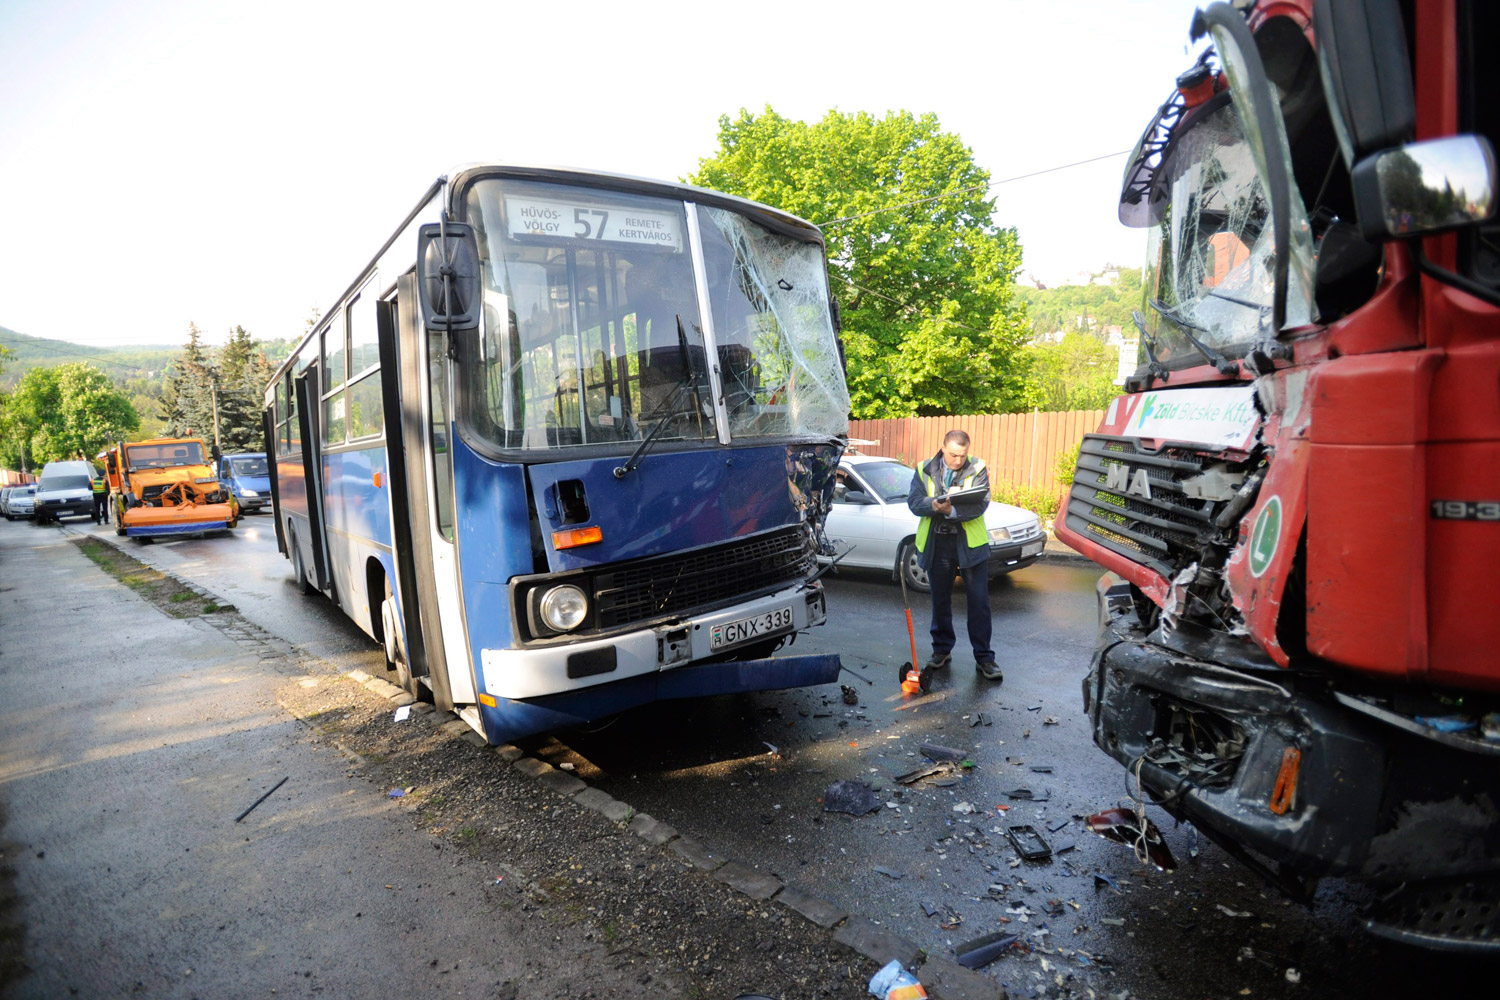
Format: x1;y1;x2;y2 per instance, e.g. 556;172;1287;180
71;517;1487;998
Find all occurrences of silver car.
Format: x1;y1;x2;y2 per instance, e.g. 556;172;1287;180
823;453;1046;592
4;485;36;520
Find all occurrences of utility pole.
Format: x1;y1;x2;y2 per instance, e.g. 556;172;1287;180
210;380;221;452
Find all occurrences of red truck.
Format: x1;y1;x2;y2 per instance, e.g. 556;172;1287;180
1057;0;1498;950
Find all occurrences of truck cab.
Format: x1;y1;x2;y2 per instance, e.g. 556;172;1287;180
217;452;270;513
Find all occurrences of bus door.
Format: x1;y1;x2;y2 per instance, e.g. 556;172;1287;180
293;365;331;592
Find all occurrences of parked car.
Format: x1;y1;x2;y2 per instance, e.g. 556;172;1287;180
33;460;98;524
0;487;13;516
5;485;36;520
823;453;1045;592
217;452;270;513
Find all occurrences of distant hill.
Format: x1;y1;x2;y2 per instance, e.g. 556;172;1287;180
0;326;178;390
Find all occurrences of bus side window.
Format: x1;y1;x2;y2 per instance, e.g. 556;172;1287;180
428;330;455;542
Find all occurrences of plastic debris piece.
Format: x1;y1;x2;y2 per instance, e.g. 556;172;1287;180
867;958;927;999
895;764;945;785
1043;715;1060;726
1006;825;1052;860
393;705;411;722
1030;765;1054;773
1285;968;1302;984
1027;705;1043;712
823;780;880;815
763;742;778;755
953;801;977;815
558;762;575;771
955;931;1020;970
1101;917;1125;927
1086;806;1177;871
1005;787;1049;802
1048;818;1071;832
1093;873;1121;893
922;901;938;917
931;775;962;787
873;866;905;880
388;788;406;798
1414;714;1477;732
1216;904;1253;918
919;742;967;762
1054;839;1077;854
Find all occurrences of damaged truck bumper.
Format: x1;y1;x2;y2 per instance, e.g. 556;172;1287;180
1084;573;1500;950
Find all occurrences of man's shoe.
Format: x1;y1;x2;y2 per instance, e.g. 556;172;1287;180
975;659;1004;682
924;652;952;671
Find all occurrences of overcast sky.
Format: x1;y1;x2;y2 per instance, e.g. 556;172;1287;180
0;0;1208;348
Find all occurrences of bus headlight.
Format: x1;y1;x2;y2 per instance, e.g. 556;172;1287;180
538;584;589;632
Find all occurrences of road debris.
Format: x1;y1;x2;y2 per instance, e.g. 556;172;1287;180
952;801;977;815
1004;787;1050;802
234;776;288;822
387;788;406;798
868;958;926;999
1043;715;1060;725
823;779;880;815
955;930;1020;970
873;866;905;880
392;705;411;722
841;685;860;705
1093;873;1122;893
1216;904;1254;918
1005;824;1053;861
918;742;967;762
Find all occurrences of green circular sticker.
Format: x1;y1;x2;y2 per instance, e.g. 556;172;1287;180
1248;495;1283;578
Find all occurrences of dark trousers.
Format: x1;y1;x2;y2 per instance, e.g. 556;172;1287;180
928;531;994;662
94;494;108;524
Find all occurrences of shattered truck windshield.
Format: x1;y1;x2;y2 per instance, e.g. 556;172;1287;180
1140;99;1314;367
462;178;849;453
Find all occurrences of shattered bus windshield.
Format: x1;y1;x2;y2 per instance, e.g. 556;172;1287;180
461;178;848;453
1141;100;1314;367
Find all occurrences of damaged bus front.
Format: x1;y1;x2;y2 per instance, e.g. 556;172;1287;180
1056;1;1500;949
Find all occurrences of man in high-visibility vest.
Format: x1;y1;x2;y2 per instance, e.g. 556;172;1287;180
906;429;1002;681
91;472;109;525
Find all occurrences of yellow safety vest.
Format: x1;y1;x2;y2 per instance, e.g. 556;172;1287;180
915;459;989;553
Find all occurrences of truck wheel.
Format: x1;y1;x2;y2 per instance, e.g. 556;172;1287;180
290;528;314;595
898;541;931;594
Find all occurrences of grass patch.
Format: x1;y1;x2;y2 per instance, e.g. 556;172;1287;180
73;538;222;619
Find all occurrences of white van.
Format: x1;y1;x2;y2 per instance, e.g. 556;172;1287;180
34;460;97;524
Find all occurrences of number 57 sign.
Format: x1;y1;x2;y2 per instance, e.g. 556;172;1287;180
505;195;683;250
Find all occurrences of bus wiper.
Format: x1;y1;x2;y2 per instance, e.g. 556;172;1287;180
613;316;701;479
1130;310;1171;384
1148;299;1239;375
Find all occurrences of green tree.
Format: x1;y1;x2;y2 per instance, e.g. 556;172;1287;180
160;323;276;452
0;363;139;466
691;107;1030;418
1014;267;1142;340
1014;333;1121;412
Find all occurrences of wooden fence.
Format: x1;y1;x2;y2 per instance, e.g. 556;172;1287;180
847;409;1105;493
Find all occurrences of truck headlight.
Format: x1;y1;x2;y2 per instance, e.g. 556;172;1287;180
240;489;259;497
988;526;1012;544
538;584;589;631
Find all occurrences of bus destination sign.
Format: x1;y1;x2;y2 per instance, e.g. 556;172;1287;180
505;196;683;250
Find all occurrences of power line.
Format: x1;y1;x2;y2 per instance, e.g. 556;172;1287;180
817;149;1133;229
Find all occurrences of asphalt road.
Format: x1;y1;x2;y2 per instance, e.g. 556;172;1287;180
55;514;1485;999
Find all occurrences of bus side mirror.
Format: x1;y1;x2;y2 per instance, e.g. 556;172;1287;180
1351;135;1498;240
417;222;481;331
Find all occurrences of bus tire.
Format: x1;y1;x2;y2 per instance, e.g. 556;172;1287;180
290;527;314;595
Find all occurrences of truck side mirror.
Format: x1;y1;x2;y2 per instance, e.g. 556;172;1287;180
417;222;481;331
1351;135;1498;240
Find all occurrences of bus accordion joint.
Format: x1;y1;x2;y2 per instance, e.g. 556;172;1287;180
553;526;603;550
1268;746;1301;815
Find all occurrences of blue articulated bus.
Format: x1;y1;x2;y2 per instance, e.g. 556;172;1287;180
264;164;852;744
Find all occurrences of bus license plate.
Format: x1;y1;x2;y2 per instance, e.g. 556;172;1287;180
710;606;793;650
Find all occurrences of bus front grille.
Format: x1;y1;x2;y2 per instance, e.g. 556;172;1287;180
593;524;815;629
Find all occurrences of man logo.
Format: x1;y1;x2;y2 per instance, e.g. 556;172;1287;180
1104;463;1153;500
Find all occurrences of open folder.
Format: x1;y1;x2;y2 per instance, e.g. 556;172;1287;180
941;483;991;502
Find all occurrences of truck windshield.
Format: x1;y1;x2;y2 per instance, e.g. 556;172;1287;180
1140;99;1314;367
126;443;205;470
461;178;849;453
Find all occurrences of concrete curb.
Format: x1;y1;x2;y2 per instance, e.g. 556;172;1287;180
336;664;1004;998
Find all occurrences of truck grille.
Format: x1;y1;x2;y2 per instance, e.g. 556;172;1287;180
594;524;815;629
1064;435;1218;578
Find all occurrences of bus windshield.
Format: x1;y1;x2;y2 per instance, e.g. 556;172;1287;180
462;178;849;452
1140;99;1315;366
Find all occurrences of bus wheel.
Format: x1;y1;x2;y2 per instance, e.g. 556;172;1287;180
290;528;314;595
